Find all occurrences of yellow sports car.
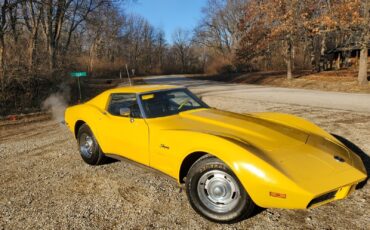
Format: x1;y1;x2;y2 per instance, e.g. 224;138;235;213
64;85;367;223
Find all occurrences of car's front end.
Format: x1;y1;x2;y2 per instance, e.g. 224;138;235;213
168;108;367;210
221;126;367;210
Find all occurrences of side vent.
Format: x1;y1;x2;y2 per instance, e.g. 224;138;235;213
307;190;337;208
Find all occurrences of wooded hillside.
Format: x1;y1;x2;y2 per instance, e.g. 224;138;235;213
0;0;369;115
196;0;369;85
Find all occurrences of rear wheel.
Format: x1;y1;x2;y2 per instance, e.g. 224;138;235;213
77;124;106;165
185;156;255;223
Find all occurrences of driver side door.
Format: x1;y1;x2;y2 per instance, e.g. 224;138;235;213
100;93;149;166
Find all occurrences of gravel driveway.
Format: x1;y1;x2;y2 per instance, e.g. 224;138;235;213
1;81;369;229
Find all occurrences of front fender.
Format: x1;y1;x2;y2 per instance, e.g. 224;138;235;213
167;130;312;209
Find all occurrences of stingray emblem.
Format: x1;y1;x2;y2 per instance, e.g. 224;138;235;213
334;155;345;163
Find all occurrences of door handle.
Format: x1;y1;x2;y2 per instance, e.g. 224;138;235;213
160;144;170;150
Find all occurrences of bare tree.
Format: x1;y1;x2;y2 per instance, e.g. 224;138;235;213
38;0;110;72
154;29;166;71
194;0;245;58
172;28;192;73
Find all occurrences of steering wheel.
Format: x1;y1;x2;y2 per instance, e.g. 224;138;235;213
177;99;193;110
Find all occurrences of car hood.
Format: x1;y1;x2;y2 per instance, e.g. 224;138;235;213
148;108;365;192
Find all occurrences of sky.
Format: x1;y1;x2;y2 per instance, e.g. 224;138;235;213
126;0;207;43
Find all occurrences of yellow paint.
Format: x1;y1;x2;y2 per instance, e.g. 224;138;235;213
65;85;367;209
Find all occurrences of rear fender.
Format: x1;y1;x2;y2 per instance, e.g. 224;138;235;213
65;104;107;150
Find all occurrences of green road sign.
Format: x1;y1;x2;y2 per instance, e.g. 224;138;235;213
70;71;87;77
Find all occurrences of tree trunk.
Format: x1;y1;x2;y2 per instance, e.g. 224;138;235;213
44;0;64;73
358;47;368;85
312;36;321;72
0;39;4;94
320;34;326;70
89;37;101;75
0;0;7;94
336;53;341;70
89;44;95;73
28;28;39;72
358;0;369;85
287;38;293;80
28;40;34;72
48;43;54;71
287;57;292;80
45;0;53;72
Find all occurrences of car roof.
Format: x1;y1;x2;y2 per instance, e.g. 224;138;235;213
106;84;183;94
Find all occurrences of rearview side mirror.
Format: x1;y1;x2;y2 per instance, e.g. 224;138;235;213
119;107;130;117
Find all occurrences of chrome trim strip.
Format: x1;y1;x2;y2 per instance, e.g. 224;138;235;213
136;93;148;118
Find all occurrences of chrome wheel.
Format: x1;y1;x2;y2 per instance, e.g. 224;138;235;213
197;170;240;213
79;133;94;158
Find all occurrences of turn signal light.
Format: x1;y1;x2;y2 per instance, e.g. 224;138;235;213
269;192;286;198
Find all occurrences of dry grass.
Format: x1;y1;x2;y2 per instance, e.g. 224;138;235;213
204;55;235;75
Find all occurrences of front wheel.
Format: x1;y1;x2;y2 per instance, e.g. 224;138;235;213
185;156;255;223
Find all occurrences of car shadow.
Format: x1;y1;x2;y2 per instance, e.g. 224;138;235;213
332;134;369;189
103;157;119;165
225;206;266;224
249;206;266;218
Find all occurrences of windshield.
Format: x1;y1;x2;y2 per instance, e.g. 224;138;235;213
140;89;208;118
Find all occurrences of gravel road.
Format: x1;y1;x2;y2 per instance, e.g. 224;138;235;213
1;78;369;229
142;75;370;113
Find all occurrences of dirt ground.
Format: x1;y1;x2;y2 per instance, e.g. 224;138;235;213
192;70;370;94
0;96;369;229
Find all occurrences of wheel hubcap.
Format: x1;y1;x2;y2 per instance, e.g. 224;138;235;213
79;133;94;158
197;170;240;213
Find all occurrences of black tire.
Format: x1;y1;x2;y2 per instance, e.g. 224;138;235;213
77;124;106;165
185;156;255;223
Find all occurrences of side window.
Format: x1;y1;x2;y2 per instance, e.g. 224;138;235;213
107;94;142;118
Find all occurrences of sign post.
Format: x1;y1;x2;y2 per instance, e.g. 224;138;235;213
70;71;87;102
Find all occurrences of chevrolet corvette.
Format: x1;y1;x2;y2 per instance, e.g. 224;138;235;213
64;85;367;223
